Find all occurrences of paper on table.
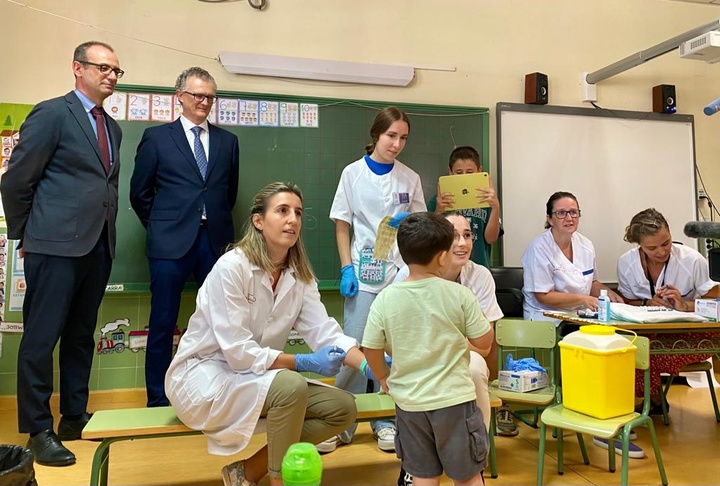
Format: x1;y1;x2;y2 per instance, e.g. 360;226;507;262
610;303;709;323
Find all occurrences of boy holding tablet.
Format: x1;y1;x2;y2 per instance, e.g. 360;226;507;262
432;146;501;269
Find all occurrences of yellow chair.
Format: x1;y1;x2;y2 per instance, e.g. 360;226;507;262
660;360;720;425
536;335;668;486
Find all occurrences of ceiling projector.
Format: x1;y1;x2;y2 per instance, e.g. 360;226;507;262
679;31;720;63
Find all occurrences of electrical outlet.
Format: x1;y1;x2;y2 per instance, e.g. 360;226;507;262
699;189;707;199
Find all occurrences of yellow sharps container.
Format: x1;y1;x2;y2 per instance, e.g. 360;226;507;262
559;325;637;419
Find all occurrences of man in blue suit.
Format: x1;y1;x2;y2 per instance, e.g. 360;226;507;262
0;41;123;466
130;67;239;407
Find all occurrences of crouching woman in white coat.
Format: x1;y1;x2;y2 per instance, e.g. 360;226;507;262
166;182;374;486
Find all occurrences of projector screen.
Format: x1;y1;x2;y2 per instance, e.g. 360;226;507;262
497;103;697;283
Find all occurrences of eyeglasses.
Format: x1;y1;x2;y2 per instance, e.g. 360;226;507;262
182;91;217;104
454;233;474;242
79;61;124;78
551;209;581;219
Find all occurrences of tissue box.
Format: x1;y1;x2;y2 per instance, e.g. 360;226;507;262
695;299;720;322
498;370;548;392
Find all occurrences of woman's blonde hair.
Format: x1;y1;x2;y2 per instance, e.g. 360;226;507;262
623;208;669;244
235;182;315;283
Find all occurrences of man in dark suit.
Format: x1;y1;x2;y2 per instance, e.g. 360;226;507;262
0;41;123;466
130;67;239;407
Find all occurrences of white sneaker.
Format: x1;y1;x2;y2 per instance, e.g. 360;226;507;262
315;436;340;454
375;426;396;452
221;460;257;486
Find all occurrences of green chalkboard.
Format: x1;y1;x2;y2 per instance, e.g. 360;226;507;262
109;85;489;291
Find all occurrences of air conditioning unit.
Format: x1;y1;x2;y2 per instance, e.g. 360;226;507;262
679;31;720;63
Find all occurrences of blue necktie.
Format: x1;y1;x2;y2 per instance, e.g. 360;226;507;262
191;126;208;180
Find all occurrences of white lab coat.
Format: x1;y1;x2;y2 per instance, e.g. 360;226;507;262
521;229;596;322
165;249;357;455
617;243;718;301
395;262;504;323
330;157;426;293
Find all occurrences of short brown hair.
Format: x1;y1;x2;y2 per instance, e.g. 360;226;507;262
398;212;454;265
73;41;114;62
448;146;480;170
624;208;669;244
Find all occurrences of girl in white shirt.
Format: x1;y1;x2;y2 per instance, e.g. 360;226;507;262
617;208;720;410
327;107;426;452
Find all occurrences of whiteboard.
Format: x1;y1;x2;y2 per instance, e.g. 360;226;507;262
497;103;697;283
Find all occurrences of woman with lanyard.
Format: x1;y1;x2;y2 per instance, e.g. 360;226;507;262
521;191;622;326
324;106;426;454
165;182;381;486
617;208;720;412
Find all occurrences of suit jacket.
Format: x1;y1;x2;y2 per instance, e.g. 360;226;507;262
130;118;239;259
0;91;121;258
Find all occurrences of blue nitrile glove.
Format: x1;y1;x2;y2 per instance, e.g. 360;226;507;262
505;353;545;372
295;345;347;376
359;355;393;381
340;264;359;298
388;211;411;229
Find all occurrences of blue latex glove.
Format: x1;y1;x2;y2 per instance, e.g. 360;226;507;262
295;345;346;376
340;264;359;297
360;355;393;381
388;211;411;229
505;353;545;372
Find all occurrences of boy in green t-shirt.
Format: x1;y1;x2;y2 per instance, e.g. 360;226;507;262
363;212;494;486
429;146;502;269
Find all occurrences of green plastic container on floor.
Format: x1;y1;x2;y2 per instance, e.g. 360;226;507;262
282;442;322;486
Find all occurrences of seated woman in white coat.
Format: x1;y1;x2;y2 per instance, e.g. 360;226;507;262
165;182;376;486
618;208;720;411
521;191;622;325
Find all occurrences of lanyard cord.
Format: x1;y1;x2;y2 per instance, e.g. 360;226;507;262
643;250;669;297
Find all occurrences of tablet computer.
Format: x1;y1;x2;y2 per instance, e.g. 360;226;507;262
437;172;490;210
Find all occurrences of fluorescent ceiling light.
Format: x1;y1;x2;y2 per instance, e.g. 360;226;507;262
218;51;415;87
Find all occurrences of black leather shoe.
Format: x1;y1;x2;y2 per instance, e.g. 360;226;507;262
27;430;76;467
58;412;93;441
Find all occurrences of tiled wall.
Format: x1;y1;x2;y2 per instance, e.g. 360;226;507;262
0;290;345;396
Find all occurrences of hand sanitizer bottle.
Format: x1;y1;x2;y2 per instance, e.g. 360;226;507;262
598;289;611;323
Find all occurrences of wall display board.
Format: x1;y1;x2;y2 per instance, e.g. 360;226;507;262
106;86;489;290
497;102;697;282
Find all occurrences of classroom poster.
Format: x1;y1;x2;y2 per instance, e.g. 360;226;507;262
0;103;33;331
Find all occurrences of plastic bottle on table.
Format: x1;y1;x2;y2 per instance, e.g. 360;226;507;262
598;289;611;323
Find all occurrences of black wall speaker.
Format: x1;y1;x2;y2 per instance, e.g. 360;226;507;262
525;72;548;105
652;84;676;114
709;248;720;281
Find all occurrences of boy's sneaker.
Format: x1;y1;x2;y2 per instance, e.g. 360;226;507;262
375;426;396;452
592;437;645;459
496;407;519;436
397;466;413;486
315;436;340;454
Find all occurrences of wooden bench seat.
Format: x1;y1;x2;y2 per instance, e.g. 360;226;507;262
83;392;501;485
